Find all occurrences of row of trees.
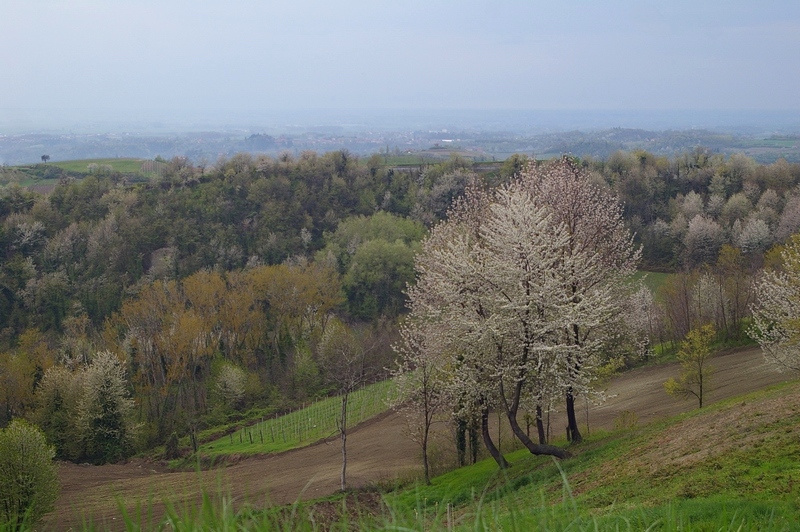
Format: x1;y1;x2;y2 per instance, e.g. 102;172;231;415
392;155;800;479
663;233;800;411
2;150;797;345
0;151;485;455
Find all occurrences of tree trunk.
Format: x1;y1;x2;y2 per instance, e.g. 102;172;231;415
501;368;569;458
566;387;583;443
469;424;479;464
536;404;547;445
422;435;430;485
455;417;467;467
340;393;348;491
481;408;508;469
506;402;569;459
567;323;584;444
698;372;704;408
190;424;198;454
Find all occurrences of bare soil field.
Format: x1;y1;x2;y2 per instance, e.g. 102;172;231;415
45;346;791;530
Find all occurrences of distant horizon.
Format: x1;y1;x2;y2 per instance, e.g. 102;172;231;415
3;108;800;137
4;1;798;137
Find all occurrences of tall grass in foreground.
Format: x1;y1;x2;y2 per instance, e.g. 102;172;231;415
79;458;798;532
98;489;798;531
199;380;395;457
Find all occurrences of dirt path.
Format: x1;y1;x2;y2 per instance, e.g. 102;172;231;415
45;346;791;530
582;346;789;430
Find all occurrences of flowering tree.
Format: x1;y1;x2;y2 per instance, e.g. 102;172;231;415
684;215;725;266
214;362;247;410
737;218;772;255
749;235;800;372
401;157;639;467
403;183;574;464
776;196;800;242
403;193;510;467
520;157;640;443
79;351;138;463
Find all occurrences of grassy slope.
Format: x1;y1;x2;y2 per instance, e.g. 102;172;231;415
51;158;146;173
384;379;800;530
632;269;672;296
3;158;160;189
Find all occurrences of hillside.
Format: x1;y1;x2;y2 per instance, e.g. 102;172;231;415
44;346;791;530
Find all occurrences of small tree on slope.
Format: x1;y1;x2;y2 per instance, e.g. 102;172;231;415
664;324;716;408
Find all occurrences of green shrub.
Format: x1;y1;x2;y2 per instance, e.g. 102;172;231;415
0;419;59;529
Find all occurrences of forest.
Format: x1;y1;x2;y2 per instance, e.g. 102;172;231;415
1;148;800;465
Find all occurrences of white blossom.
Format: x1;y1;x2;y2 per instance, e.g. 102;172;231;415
749;235;800;372
737;218;772;254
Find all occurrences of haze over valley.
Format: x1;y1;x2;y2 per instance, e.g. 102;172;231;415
3;1;799;165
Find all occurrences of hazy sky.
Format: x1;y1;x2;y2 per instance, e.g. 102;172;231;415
1;0;799;123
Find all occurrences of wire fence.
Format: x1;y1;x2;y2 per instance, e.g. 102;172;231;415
201;379;395;456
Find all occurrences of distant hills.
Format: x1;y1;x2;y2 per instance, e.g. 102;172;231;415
1;127;798;166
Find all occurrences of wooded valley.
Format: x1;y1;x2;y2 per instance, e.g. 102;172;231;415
1;148;799;466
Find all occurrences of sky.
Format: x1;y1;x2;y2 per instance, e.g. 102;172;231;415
1;0;799;130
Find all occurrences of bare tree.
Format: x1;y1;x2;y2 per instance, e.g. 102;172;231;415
391;317;450;484
317;319;372;491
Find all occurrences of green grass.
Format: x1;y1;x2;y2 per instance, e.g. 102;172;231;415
2;158;167;189
632;269;672;295
13;177;61;188
379;380;800;530
196;380;395;459
382;155;432;165
739;138;799;149
51;158;148;174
